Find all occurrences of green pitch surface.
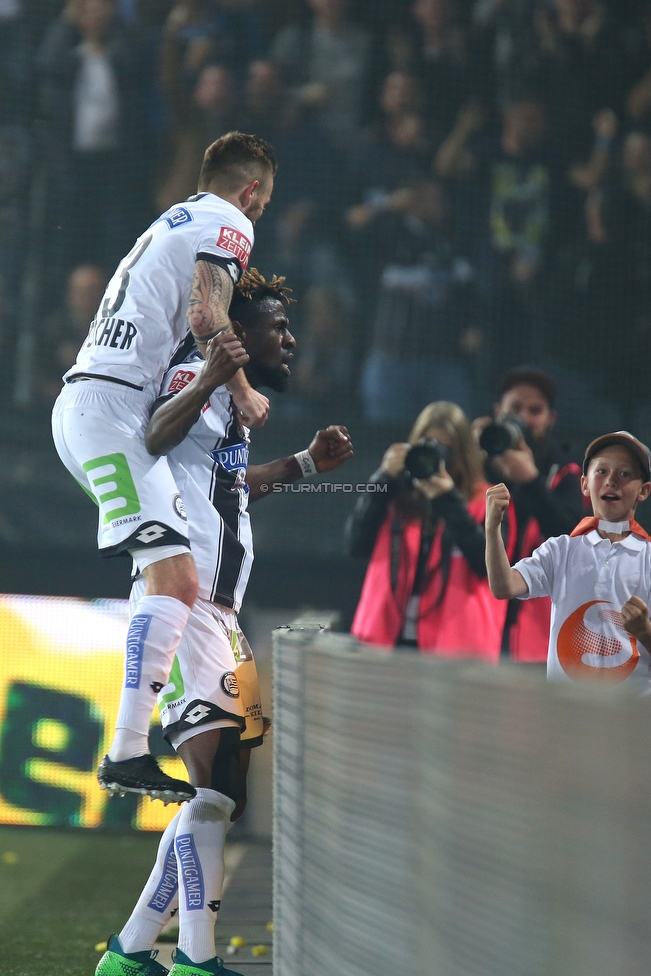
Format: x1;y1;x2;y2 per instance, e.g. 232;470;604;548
0;826;161;976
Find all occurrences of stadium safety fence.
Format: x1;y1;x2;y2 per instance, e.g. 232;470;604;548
273;625;651;976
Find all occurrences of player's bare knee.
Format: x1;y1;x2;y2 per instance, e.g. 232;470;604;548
173;573;199;608
143;552;198;607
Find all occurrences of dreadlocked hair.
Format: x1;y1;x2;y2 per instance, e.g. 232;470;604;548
229;268;295;327
234;268;295;305
230;268;295;325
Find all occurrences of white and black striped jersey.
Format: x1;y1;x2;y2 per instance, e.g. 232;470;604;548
158;356;253;611
66;193;254;401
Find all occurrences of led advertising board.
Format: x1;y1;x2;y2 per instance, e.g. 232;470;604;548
0;594;182;831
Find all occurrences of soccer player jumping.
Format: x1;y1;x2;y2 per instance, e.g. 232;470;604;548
96;270;353;976
52;133;275;802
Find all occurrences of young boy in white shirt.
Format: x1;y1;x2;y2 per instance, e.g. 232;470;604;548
486;431;651;685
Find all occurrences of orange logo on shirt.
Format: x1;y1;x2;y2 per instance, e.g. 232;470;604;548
557;600;639;682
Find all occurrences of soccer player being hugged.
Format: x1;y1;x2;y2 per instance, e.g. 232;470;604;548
486;431;651;686
96;270;353;976
52;133;276;801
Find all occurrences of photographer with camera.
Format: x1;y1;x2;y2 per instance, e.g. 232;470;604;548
474;368;584;662
346;401;515;658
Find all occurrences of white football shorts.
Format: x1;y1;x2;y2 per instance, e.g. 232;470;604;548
130;583;264;750
52;379;190;556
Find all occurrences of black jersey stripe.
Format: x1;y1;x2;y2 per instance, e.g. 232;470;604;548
209;504;225;605
208;403;249;608
166;331;197;372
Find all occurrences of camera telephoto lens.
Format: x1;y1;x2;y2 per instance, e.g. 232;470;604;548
479;416;529;458
404;439;448;482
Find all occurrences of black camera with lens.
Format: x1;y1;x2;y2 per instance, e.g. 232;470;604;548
479;415;529;458
403;439;448;482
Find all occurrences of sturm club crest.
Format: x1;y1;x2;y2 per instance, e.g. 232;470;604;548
220;672;240;698
173;493;187;520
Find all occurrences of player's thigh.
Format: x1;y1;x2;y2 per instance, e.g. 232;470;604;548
52;382;149;483
177;727;225;787
53;383;189;554
140;552;197;605
158;597;246;754
176;726;247;818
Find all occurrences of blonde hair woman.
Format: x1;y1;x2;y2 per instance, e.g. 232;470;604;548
346;401;515;657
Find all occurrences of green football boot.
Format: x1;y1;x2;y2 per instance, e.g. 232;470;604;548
168;949;244;976
95;934;169;976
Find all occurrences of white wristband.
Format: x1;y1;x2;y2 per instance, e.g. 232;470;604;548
294;449;317;478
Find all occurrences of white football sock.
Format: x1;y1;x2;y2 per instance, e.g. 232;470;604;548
108;596;191;762
109;728;149;762
175;788;236;963
119;811;181;952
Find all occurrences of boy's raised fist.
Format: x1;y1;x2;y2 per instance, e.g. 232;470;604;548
621;595;651;642
486;483;511;527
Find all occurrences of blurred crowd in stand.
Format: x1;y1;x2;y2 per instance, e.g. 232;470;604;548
1;0;651;429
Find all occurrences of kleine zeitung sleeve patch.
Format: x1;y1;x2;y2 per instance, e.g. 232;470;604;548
167;369;196;394
216;227;252;268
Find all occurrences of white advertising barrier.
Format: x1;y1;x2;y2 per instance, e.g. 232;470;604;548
272;627;651;976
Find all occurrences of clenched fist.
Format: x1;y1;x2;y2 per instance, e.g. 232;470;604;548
308;426;354;473
486;483;511;529
621;596;651;643
203;332;249;388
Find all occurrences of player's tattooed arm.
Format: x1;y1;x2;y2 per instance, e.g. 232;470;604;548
186;260;234;343
186;258;270;427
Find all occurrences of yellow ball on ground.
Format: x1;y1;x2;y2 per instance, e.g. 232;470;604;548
229;936;246;948
251;945;268;957
95;942;108;952
266;921;274;932
2;852;18;864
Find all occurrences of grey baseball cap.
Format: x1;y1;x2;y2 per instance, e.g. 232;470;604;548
583;430;651;481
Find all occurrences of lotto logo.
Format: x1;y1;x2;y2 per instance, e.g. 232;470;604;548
135;524;167;544
184;703;212;725
217;227;251;268
168;370;195;393
225;261;239;283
